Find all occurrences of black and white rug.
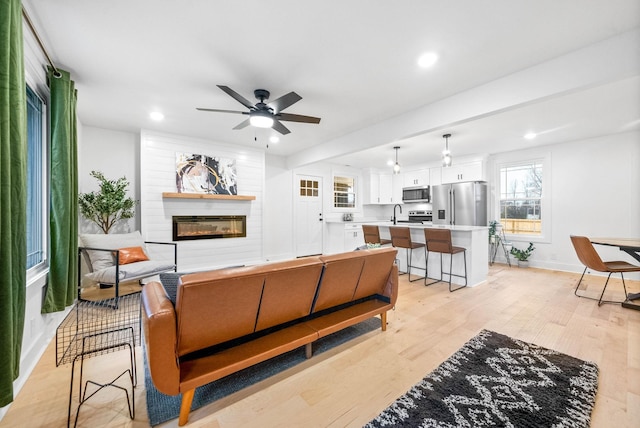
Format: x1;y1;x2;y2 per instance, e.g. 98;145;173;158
365;330;599;428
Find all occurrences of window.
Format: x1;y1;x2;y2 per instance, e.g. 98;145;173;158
498;160;543;236
26;85;47;270
299;179;319;197
333;176;356;209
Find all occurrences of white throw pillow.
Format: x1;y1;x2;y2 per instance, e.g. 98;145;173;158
80;231;147;272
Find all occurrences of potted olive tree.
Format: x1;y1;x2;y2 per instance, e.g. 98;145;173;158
510;242;535;267
78;170;137;234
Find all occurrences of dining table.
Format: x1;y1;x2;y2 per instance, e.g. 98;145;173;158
590;237;640;311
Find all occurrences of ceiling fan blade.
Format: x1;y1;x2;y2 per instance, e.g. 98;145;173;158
196;107;246;114
217;85;255;110
233;119;251;130
268;92;302;113
278;112;321;124
272;119;291;135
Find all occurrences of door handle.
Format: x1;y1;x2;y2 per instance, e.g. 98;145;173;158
451;189;455;225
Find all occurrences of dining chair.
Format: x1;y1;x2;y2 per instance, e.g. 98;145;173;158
389;227;425;282
362;225;392;246
570;235;640;306
424;228;467;292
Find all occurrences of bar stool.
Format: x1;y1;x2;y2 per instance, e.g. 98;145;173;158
424;228;467;292
389;226;425;282
362;225;392;246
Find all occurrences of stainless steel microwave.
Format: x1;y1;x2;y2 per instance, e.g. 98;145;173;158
402;185;430;203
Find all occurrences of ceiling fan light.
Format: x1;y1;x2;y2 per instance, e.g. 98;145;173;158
249;113;274;128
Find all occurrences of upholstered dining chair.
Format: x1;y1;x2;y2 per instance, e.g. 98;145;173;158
389;227;425;282
362;225;392;246
424;228;467;292
570;235;640;306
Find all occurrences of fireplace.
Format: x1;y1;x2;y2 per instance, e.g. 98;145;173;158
172;215;246;241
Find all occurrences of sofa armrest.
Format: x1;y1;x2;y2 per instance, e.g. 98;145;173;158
141;281;181;395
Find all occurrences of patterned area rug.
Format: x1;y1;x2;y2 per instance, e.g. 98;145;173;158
365;330;599;428
145;317;381;426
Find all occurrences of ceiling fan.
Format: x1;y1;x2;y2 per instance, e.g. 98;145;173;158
197;85;321;135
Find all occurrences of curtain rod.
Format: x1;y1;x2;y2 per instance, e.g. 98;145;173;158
22;5;62;78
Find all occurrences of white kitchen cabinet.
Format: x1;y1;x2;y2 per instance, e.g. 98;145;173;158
392;174;403;203
441;161;485;183
403;169;430;187
327;222;363;254
364;171;399;204
430;167;442;186
363;171;380;204
378;173;394;204
344;223;364;252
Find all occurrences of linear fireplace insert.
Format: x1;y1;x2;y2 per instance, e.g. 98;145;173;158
172;215;246;241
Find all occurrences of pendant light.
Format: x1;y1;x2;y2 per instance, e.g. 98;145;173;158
393;146;401;175
442;134;452;167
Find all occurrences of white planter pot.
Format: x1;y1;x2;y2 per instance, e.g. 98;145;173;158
517;260;529;268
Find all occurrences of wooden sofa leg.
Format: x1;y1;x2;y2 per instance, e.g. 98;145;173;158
380;312;387;331
305;343;313;359
179;389;195;426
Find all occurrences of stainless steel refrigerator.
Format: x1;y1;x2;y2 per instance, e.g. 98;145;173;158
432;181;487;226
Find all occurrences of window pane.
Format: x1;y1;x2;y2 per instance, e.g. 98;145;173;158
499;162;542;235
299;179;319;198
333;176;356;208
26;85;44;269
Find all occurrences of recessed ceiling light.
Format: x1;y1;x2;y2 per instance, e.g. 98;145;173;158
417;52;438;68
523;132;537;140
150;111;164;121
386;159;394;166
269;136;280;144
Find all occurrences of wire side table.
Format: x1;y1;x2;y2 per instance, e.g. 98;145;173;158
56;292;141;426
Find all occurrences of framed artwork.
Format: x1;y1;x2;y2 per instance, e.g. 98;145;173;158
175;152;237;195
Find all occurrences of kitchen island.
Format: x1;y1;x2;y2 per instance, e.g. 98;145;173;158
373;222;488;287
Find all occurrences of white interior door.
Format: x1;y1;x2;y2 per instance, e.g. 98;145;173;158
295;175;323;257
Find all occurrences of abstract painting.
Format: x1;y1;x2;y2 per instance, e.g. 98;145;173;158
175;153;237;195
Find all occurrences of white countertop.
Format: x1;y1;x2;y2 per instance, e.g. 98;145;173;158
325;219;487;231
372;221;487;232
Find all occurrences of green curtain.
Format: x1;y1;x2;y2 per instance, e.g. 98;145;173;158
42;67;78;313
0;0;27;407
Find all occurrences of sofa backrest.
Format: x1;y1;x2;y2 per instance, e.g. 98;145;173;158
313;251;365;312
352;247;398;300
175;257;323;356
254;261;324;331
314;247;397;313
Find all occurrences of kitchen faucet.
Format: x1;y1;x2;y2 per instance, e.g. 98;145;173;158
393;204;402;225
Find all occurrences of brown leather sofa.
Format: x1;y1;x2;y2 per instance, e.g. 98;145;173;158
141;247;398;425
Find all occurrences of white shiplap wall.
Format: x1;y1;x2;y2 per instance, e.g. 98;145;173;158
140;130;265;272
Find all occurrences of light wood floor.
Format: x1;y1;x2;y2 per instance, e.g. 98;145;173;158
3;265;639;427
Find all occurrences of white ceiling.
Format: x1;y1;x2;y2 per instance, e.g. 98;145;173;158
23;0;640;169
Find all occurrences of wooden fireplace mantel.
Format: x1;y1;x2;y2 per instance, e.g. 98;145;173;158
162;192;256;201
